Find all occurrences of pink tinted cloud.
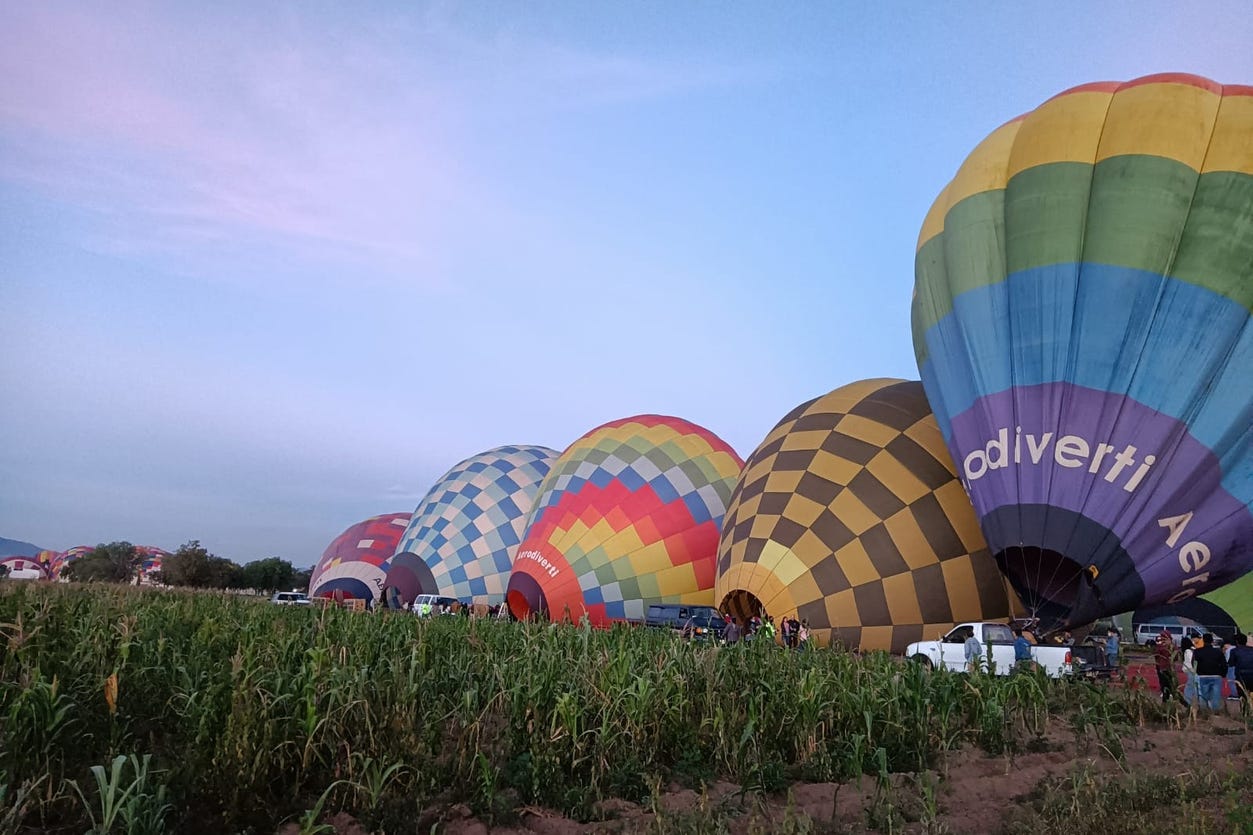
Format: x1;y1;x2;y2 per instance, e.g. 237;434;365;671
0;4;760;279
0;4;480;267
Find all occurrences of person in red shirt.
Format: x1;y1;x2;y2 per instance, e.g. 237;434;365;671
1154;629;1178;702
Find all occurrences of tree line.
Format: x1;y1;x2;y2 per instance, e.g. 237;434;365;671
59;541;313;593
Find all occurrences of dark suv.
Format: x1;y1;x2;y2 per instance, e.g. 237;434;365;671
644;604;726;641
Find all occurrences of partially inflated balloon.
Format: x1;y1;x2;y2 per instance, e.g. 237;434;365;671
385;445;560;606
33;550;58;577
135;546;169;584
309;513;410;603
506;415;743;625
716;379;1021;653
52;546;94;579
913;74;1253;628
0;555;51;579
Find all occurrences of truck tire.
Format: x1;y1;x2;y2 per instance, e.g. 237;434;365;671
911;654;933;670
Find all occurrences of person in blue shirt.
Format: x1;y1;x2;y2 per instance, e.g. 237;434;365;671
1013;628;1033;671
1105;628;1121;667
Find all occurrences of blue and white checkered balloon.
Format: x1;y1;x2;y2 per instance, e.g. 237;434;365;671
388;445;561;606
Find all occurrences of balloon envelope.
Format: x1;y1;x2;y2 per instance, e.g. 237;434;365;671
0;555;52;579
309;513;411;603
52;546;95;579
716;379;1022;653
506;415;743;626
913;74;1253;628
385;445;559;606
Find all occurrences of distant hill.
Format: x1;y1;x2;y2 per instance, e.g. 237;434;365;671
0;537;44;557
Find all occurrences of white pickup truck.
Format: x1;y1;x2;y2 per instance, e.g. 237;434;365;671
905;622;1074;677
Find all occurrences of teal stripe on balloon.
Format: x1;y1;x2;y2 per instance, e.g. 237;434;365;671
922;263;1252;497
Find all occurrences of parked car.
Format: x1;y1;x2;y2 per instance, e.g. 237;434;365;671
271;591;311;606
906;622;1075;677
412;594;461;615
644;604;726;641
1133;622;1206;648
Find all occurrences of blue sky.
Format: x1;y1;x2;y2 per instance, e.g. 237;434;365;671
2;2;1250;566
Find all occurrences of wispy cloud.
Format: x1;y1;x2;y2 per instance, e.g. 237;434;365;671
0;4;759;278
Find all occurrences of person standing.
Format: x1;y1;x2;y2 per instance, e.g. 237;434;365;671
1104;628;1121;667
1193;634;1228;712
1154;629;1179;702
1013;628;1033;672
1228;633;1253;710
964;630;984;673
723;617;742;645
1223;636;1239;701
1181;637;1198;706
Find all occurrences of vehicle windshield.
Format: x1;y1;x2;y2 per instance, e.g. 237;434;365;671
947;626;974;643
984;624;1014;644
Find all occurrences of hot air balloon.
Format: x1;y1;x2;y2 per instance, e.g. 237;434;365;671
52;546;95;580
309;513;411;603
33;550;58;577
135;546;170;585
506;415;743;626
384;445;560;607
716;379;1022;653
0;555;52;580
912;74;1253;629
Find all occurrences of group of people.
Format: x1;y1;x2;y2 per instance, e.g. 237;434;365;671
1154;629;1253;711
719;613;810;648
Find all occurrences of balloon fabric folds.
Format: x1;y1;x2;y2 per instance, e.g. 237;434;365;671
912;74;1253;629
506;415;743;626
309;513;411;603
385;445;560;607
716;379;1021;653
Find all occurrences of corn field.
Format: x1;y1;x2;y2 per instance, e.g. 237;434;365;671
0;584;1158;834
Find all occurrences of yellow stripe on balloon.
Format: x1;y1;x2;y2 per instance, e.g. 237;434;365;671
1204;92;1253;175
1006;90;1112;179
917;119;1022;250
1096;81;1220;170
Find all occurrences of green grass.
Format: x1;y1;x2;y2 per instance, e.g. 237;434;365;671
0;583;1219;834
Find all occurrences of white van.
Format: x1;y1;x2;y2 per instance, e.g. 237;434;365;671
1134;622;1205;648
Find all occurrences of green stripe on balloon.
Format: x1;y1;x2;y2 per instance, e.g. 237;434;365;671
914;162;1253;355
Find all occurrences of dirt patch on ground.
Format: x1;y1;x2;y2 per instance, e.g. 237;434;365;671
308;715;1252;834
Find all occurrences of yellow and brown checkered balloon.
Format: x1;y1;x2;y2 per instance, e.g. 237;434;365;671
715;378;1022;653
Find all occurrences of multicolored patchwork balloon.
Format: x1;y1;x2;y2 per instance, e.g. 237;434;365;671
309;513;411;603
912;74;1253;628
136;546;169;583
385;445;560;607
52;545;95;579
506;415;743;626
